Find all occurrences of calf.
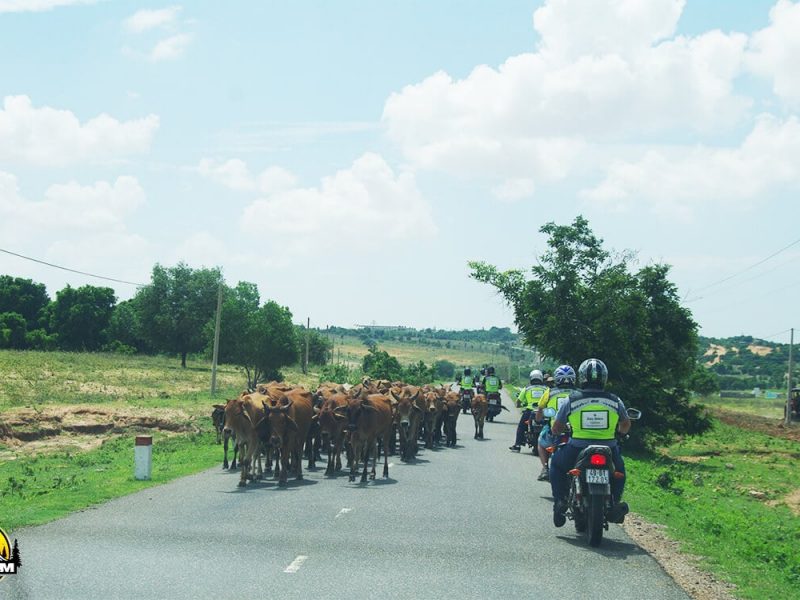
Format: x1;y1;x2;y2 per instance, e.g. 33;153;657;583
315;392;349;475
263;393;313;486
444;391;461;447
338;393;393;483
223;395;267;487
471;393;488;440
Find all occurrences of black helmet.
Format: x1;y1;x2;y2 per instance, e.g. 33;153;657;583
487;366;495;375
464;367;471;376
578;358;608;389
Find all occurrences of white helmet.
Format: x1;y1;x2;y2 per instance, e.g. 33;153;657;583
529;369;544;383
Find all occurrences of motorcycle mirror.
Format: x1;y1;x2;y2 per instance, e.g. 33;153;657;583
627;408;642;421
542;407;557;418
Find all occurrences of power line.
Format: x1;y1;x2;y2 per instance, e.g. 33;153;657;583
0;247;146;287
689;235;800;297
685;253;800;304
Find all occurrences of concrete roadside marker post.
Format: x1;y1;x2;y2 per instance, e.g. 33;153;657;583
135;435;153;480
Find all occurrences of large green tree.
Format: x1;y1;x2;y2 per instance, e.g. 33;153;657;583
136;263;223;367
50;285;116;351
470;216;711;447
0;276;50;330
214;282;298;388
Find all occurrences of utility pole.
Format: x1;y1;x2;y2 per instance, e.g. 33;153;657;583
786;327;795;426
210;283;223;396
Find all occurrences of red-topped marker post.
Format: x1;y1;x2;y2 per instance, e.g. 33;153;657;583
135;436;152;480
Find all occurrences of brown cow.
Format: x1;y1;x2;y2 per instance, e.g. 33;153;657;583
223;394;268;487
314;392;349;475
443;391;461;447
471;393;488;440
263;393;313;486
213;401;238;469
421;391;438;449
338;392;393;483
391;388;422;462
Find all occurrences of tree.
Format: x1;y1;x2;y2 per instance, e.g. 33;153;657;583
0;312;27;349
0;276;49;330
214;283;298;388
295;327;332;365
362;347;404;381
105;298;150;353
136;263;223;367
50;285;116;351
470;216;711;447
404;360;436;385
434;359;456;380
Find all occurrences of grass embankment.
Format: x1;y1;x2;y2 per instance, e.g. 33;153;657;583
624;419;800;599
700;394;787;420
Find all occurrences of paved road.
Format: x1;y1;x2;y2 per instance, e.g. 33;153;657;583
3;390;688;600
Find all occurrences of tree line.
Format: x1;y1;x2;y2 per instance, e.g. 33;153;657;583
0;264;331;386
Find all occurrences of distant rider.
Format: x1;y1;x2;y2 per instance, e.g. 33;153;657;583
533;365;575;481
550;358;631;527
458;367;475;414
509;370;548;452
482;365;503;404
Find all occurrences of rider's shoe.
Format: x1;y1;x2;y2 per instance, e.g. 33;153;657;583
509;445;521;452
553;500;567;527
608;501;629;524
537;466;549;481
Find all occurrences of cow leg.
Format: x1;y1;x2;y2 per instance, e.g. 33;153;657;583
361;442;370;483
238;441;249;487
223;431;230;469
273;449;281;480
279;448;289;486
296;443;304;481
369;438;378;480
383;436;389;478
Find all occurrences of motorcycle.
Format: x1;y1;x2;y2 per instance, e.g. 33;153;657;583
485;392;509;422
524;416;544;452
460;388;474;414
562;407;641;547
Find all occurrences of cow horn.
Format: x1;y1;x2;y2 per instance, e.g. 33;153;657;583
261;400;271;415
280;398;294;412
334;406;347;415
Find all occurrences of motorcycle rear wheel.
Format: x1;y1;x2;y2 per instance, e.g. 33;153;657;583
587;494;604;547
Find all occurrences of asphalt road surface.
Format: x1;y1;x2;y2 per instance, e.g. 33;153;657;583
3;389;689;600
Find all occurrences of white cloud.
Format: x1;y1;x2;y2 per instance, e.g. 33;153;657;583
382;0;749;187
491;178;536;202
0;95;159;166
0;0;95;13
124;6;181;33
581;114;800;218
148;33;193;62
746;0;800;106
240;153;437;251
197;159;298;194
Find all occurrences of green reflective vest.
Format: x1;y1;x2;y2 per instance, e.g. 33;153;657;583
567;391;622;441
519;384;547;410
484;375;501;393
461;375;474;389
545;388;572;422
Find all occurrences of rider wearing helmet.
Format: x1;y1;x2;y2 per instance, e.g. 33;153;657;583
459;367;475;414
510;369;548;452
482;366;502;395
549;359;631;527
533;364;575;480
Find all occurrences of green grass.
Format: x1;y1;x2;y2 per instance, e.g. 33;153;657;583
625;420;800;599
0;428;221;530
699;394;788;420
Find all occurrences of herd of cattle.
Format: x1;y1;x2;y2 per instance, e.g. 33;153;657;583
210;379;489;486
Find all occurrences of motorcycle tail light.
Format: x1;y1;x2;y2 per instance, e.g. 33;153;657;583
589;454;607;466
614;471;625;479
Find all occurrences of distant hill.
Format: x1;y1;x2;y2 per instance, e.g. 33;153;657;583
699;335;792;390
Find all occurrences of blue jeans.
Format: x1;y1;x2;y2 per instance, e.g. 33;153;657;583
515;409;532;446
549;443;625;504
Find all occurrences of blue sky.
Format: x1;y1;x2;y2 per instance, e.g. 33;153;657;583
1;0;799;343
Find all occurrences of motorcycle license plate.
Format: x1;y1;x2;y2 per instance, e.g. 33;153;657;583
586;469;610;484
490;398;499;405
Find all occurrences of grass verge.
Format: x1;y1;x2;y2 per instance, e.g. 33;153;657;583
624;419;800;599
0;428;221;530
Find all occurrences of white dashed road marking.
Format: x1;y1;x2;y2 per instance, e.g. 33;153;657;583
283;555;308;573
335;508;353;519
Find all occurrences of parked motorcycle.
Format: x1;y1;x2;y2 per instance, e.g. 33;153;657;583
563;407;641;547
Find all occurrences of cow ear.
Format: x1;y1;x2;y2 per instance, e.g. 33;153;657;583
212;404;225;409
390;390;401;402
286;417;299;432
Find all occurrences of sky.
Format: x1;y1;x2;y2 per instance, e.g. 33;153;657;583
1;0;799;343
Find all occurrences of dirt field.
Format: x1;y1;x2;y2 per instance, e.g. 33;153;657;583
711;406;800;443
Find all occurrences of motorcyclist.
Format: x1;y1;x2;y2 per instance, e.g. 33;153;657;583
458;367;475;414
549;358;631;527
509;369;548;452
533;365;575;481
482;366;502;397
